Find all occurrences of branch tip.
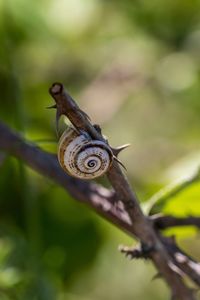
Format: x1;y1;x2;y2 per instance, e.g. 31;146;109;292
50;82;63;95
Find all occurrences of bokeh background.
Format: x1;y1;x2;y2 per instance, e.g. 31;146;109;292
1;0;200;299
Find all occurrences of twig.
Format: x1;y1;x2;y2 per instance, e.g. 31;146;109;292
49;82;196;300
152;215;200;230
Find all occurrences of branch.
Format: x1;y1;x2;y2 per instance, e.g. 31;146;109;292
49;82;196;300
152;215;200;230
0;121;133;236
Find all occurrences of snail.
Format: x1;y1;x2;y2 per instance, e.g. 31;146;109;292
58;127;114;179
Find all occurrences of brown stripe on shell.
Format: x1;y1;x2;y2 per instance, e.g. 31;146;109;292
58;127;113;179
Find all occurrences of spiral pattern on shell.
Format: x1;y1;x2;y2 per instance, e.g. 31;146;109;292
58;127;113;179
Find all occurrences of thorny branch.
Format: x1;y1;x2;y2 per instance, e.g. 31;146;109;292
49;83;199;299
0;83;200;299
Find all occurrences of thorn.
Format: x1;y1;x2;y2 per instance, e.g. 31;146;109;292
46;103;60;137
151;273;162;281
46;104;57;109
56;110;61;138
113;156;127;171
93;124;102;135
111;144;131;157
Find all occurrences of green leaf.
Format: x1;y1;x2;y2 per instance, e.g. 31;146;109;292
143;168;200;237
163;181;200;216
144;164;200;215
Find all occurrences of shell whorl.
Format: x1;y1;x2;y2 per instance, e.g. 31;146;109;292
58;127;113;179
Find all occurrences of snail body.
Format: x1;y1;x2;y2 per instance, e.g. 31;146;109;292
58;127;113;179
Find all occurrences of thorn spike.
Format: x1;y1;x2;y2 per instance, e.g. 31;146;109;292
113;156;127;171
111;144;131;157
46;104;57;109
152;273;162;281
56;110;61;138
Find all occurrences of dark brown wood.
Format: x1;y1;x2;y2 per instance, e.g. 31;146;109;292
152;215;200;230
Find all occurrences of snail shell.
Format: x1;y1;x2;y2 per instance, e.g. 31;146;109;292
58;127;113;179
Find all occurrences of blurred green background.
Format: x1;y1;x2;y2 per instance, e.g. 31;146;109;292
1;0;200;299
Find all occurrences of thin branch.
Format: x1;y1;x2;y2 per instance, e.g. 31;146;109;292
152;215;200;230
49;82;196;300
